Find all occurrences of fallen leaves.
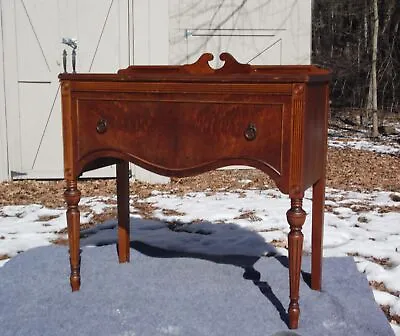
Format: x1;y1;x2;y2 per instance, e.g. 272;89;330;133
327;148;400;192
1;147;399;209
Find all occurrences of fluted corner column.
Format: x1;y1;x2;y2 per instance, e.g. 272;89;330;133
64;179;81;291
286;197;306;329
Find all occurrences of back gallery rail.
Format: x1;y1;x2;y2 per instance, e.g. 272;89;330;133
59;53;331;329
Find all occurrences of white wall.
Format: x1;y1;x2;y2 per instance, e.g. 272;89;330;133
0;0;312;182
133;0;169;65
169;0;312;66
0;3;9;181
132;0;170;183
0;0;131;181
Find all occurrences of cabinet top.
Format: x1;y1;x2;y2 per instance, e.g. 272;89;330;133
59;52;331;84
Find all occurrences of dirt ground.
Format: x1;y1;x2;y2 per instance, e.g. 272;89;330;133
0;146;399;208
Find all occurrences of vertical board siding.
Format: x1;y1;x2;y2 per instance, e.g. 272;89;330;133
0;0;311;182
0;2;10;180
169;0;311;66
1;0;131;180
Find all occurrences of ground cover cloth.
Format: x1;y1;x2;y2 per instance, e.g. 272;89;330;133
0;241;393;336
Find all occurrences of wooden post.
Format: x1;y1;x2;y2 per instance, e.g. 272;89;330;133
311;178;325;290
287;198;306;329
64;179;81;291
116;161;130;263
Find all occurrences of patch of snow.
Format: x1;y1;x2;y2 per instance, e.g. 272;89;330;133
0;205;67;258
80;196;115;214
238;179;253;184
329;139;400;155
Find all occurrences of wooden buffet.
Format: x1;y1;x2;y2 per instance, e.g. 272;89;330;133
59;53;331;329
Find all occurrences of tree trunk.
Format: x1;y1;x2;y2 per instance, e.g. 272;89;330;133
367;0;379;137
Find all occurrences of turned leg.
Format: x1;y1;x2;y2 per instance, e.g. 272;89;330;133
286;197;306;329
64;179;81;291
116;161;130;263
311;178;325;290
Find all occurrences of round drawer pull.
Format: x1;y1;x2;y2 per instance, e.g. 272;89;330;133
96;119;108;134
244;123;257;141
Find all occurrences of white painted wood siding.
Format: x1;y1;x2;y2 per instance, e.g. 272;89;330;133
0;4;9;181
1;0;130;180
169;0;311;66
131;0;170;183
0;0;311;182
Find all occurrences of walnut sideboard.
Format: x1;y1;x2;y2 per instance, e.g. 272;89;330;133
59;53;331;329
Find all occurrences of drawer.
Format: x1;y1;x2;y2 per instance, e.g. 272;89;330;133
75;99;289;176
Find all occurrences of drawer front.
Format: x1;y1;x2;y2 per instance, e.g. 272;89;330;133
75;99;288;176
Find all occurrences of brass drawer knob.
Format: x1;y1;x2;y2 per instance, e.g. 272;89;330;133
244;123;257;141
96;119;108;134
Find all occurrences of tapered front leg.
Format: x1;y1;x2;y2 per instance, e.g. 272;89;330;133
116;161;130;263
311;178;325;290
64;179;81;291
286;197;306;329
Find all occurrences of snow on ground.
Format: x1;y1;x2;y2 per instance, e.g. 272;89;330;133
0;197;114;267
328;127;400;155
0;205;67;263
1;186;399;333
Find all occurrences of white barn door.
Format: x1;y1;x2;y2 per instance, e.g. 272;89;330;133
1;0;311;182
2;0;130;179
169;0;311;66
0;5;8;181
